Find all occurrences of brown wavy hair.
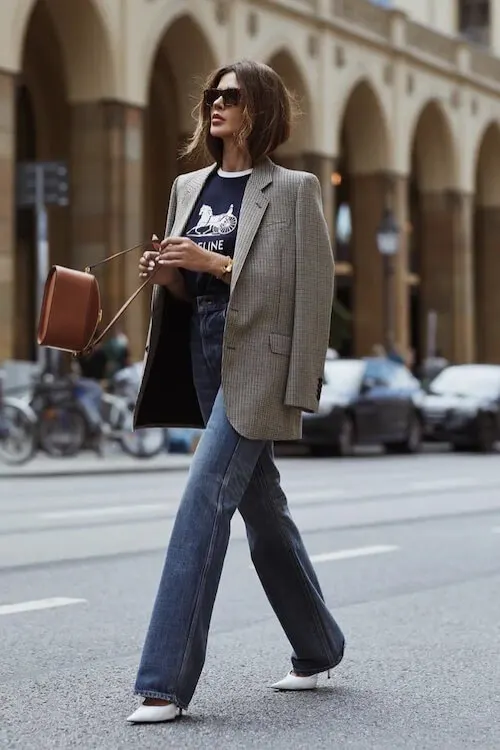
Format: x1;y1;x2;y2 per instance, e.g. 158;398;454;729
181;59;297;165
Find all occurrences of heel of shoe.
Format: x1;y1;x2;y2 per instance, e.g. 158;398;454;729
327;669;331;679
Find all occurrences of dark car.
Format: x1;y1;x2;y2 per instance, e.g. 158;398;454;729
421;364;500;452
301;356;424;456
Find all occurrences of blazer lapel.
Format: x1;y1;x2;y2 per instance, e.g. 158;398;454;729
231;158;273;291
169;164;217;237
152;165;215;324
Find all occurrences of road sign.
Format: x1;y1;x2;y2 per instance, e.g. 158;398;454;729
16;161;69;208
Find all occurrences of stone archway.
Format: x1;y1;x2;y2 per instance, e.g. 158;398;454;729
13;0;116;361
15;0;70;360
474;123;500;362
266;48;313;169
144;15;217;246
336;80;391;356
266;47;337;272
408;101;469;363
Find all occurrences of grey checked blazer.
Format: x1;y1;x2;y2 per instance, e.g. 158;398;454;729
134;157;335;441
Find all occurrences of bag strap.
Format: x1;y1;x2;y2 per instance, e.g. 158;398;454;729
80;238;160;356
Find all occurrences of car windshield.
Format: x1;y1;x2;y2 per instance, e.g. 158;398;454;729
429;366;500;399
323;360;365;395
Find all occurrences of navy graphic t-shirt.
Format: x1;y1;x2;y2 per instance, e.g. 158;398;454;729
182;168;252;298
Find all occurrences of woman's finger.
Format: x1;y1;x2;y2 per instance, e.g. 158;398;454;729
158;252;183;264
161;236;184;249
158;255;183;266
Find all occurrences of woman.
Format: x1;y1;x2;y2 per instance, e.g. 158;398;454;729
127;59;345;724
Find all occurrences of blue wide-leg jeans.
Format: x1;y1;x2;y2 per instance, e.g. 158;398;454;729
134;296;345;709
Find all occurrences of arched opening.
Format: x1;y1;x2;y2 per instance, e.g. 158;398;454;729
144;16;217;244
474;123;500;362
15;0;115;362
266;49;312;169
335;81;390;356
408;101;457;364
15;0;70;361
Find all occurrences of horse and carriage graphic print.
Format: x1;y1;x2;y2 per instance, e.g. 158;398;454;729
187;202;238;253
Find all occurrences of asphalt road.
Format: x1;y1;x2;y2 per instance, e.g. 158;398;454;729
1;451;499;749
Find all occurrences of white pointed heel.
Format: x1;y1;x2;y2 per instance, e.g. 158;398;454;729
126;701;181;723
270;669;332;691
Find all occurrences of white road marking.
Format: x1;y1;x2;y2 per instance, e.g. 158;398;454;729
492;527;500;534
30;476;491;523
249;544;398;570
409;478;477;492
0;597;87;617
309;545;399;563
39;504;169;520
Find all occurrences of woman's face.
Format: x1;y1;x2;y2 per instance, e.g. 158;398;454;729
208;72;245;142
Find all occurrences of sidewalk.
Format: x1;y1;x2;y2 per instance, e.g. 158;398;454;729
0;451;192;480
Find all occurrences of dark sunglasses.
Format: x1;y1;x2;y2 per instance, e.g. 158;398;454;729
203;87;242;108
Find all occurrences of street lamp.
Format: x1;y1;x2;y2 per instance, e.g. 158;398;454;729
377;207;400;257
376;207;400;352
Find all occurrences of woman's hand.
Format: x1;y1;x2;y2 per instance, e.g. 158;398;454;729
158;236;216;275
139;234;173;286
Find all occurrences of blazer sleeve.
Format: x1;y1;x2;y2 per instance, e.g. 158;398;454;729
163;176;179;238
284;173;335;413
150;177;179;312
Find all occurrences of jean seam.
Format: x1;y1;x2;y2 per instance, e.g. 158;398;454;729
174;432;243;703
261;482;337;666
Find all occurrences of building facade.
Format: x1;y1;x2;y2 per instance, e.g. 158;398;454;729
1;0;500;365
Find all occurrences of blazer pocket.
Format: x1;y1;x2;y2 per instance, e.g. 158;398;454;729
269;333;292;356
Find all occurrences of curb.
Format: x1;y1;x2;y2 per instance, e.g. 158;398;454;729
0;457;192;480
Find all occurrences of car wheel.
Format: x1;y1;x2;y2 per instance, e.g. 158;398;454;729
406;413;423;454
476;413;496;453
386;413;422;454
334;415;355;457
451;442;472;453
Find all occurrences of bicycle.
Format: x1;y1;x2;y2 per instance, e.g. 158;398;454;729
31;370;165;459
0;372;38;465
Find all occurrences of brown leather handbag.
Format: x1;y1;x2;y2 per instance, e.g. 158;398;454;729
37;240;159;356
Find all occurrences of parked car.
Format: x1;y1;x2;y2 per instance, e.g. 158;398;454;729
301;356;424;456
421;364;500;452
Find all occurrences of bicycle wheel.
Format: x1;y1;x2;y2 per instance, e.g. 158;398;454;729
119;405;165;459
39;405;87;457
0;401;37;465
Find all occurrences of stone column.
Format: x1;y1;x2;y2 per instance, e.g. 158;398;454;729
451;191;474;363
70;102;146;359
302;152;336;242
419;191;474;363
392;175;410;358
474;205;500;362
0;72;15;362
349;172;387;356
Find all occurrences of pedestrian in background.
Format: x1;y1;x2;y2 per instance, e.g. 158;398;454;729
127;59;345;724
102;326;130;379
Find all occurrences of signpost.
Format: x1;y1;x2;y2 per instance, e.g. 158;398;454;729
16;161;69;367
